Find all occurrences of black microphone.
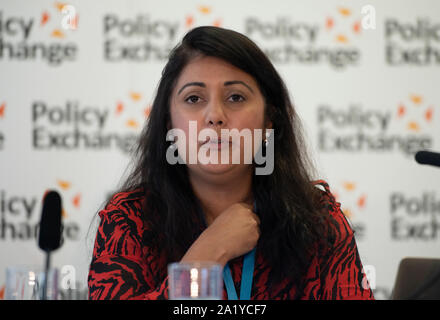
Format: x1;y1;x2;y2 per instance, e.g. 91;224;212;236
38;190;63;300
415;151;440;168
38;190;62;251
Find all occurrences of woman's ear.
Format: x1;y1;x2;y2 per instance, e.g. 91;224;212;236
264;116;273;146
265;105;273;130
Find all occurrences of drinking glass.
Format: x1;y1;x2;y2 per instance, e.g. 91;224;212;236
4;265;59;300
168;262;223;300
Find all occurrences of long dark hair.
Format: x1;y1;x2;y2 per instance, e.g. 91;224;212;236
118;26;333;291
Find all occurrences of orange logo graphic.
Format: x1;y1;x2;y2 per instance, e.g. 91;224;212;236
185;5;222;29
325;7;361;44
397;94;434;132
334;181;367;219
115;91;151;130
40;2;78;38
54;179;81;218
0;102;5;119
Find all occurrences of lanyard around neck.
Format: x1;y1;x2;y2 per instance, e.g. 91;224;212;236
223;248;256;300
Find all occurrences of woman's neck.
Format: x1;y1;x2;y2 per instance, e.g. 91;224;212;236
189;169;253;225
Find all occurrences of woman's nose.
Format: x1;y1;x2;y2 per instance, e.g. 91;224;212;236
205;99;227;127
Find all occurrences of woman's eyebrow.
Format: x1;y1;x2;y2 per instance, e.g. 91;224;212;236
177;82;205;95
177;80;254;95
224;81;254;94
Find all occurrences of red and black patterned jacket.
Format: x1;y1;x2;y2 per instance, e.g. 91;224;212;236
87;180;374;300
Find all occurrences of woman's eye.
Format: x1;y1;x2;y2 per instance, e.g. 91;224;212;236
184;94;245;104
185;95;201;104
229;94;245;102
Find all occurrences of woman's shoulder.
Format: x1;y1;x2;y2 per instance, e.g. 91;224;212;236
312;179;341;213
105;189;145;207
312;179;354;243
99;189;146;223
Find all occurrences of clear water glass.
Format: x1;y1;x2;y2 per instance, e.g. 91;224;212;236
4;266;59;300
168;262;223;300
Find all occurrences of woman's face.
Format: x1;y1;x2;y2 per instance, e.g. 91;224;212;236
169;55;269;180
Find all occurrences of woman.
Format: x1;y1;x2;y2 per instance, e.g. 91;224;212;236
88;26;374;300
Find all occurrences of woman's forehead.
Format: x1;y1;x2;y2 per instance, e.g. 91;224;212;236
174;56;259;91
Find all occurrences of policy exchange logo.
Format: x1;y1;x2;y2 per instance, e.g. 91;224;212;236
325;7;362;44
396;94;434;133
243;5;374;69
115;91;151;130
30;90;150;153
184;5;222;30
317;92;437;156
40;2;78;38
0;1;79;65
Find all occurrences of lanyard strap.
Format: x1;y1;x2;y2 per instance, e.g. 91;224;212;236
223;248;256;300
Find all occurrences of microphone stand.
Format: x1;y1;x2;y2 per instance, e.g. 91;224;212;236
42;251;51;300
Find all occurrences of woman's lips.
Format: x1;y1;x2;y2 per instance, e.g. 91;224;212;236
200;138;232;150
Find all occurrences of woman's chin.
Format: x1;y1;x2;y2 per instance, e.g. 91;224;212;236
189;162;249;177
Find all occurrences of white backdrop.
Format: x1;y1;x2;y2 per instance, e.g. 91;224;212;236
1;0;439;300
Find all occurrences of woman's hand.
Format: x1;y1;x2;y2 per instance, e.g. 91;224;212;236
180;203;260;266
